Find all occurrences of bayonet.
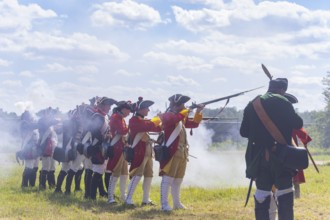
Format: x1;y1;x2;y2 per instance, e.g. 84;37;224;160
261;63;273;80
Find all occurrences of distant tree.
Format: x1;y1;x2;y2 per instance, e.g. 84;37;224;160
319;72;330;148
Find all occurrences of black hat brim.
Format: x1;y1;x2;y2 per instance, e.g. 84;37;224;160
283;93;298;104
169;94;191;105
138;100;154;110
99;97;117;106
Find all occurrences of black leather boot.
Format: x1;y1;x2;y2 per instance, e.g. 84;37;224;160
254;195;271;220
278;192;294;220
21;168;30;188
39;170;48;190
90;172;101;200
29;167;38;187
47;170;56;189
84;169;93;199
54;170;67;193
74;169;84;192
65;170;75;195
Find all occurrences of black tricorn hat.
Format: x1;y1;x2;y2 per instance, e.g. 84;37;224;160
98;97;117;106
89;96;99;106
116;100;132;110
283;93;298;104
132;97;154;112
268;78;288;91
168;94;190;106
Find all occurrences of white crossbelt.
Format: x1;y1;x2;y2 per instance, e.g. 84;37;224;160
165;121;182;147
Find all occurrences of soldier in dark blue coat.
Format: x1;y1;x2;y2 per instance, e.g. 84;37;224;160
240;78;303;220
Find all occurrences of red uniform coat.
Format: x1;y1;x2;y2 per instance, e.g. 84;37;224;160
128;115;161;172
159;111;200;175
292;128;312;184
106;113;129;171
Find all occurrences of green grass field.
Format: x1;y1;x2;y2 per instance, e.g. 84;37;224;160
1;160;329;219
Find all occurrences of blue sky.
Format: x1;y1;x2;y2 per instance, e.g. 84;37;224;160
0;0;329;114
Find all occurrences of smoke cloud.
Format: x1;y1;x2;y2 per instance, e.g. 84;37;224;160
0;118;21;178
152;124;249;188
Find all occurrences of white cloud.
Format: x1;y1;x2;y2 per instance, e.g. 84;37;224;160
172;6;231;32
213;77;227;82
290;76;323;86
0;0;328;114
144;51;213;71
0;58;11;66
0;0;56;31
27;80;56;109
19;71;34;77
0;31;129;61
91;0;163;30
2;80;22;87
45;63;98;75
78;76;96;84
14;101;34;112
172;1;330;34
167;74;199;86
176;0;225;9
46;63;72;72
115;69;141;77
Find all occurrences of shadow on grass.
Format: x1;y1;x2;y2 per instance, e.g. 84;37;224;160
43;190;172;218
14;186;177;219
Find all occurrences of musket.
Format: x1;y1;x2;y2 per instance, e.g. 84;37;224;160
188;117;220;121
189;86;264;109
189;154;197;159
304;144;319;173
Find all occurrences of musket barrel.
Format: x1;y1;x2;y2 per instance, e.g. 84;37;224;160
189;86;264;109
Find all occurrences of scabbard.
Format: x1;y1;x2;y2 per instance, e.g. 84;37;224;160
304;144;319;173
244;178;253;207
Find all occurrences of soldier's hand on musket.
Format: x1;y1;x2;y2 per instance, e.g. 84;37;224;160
196;104;205;113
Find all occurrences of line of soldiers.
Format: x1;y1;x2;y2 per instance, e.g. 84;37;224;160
17;94;204;211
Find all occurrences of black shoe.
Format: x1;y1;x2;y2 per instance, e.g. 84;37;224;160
141;201;156;206
99;192;108;198
124;203;136;208
54;188;63;194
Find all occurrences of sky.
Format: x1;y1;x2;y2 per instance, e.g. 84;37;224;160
1;0;330;115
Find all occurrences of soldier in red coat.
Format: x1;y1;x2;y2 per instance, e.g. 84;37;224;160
18;110;39;188
159;94;204;211
292;128;312;198
124;97;162;206
37;107;60;190
283;93;312;198
89;97;117;200
106;101;132;204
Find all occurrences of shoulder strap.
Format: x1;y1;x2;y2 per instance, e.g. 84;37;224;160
110;134;122;146
81;131;92;144
40;127;53;146
252;97;287;145
21;131;34;149
130;132;144;148
165;121;183;147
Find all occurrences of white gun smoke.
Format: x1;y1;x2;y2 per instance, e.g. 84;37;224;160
152;124;249;188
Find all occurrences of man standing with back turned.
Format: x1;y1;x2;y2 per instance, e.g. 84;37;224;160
240;78;303;220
